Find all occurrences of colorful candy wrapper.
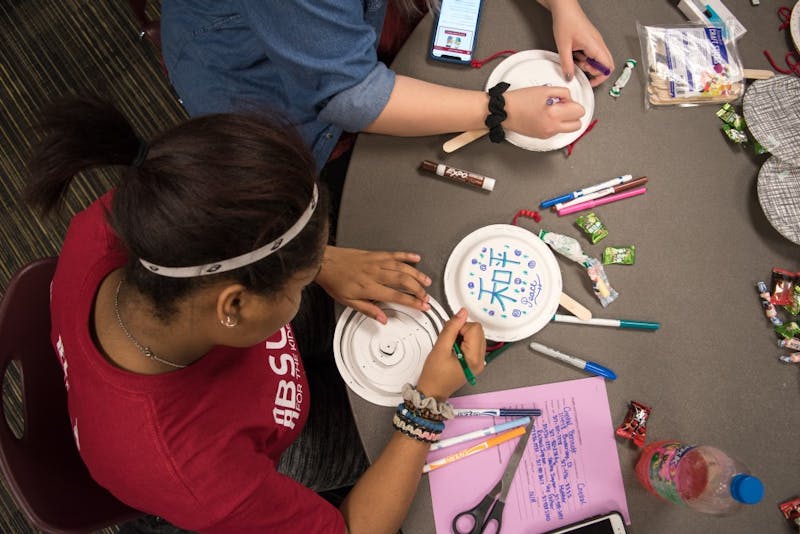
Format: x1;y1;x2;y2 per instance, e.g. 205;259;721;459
775;321;800;340
538;230;590;264
576;212;608;244
586;258;619;307
602;246;636;265
779;497;800;528
779;352;800;364
771;268;796;306
716;103;746;130
609;59;636;98
779;338;800;351
615;400;651;447
784;285;800;316
539;230;619;307
757;281;783;327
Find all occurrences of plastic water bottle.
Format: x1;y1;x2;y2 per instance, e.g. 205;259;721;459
635;440;764;515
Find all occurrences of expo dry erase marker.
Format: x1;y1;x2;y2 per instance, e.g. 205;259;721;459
419;160;495;192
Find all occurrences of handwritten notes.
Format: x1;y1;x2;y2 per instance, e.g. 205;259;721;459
427;378;629;533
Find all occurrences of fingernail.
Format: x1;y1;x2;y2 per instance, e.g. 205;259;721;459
565;72;573;82
424;276;432;286
457;308;467;318
422;302;431;311
378;314;387;324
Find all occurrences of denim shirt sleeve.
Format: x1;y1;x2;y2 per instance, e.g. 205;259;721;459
238;0;395;133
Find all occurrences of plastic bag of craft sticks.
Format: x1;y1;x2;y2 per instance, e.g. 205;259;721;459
637;22;744;108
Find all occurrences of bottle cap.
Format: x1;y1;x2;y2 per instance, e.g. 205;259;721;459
730;474;764;504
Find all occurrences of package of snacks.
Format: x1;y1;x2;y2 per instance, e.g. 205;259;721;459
637;23;744;108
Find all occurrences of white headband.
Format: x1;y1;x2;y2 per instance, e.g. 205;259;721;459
139;184;319;278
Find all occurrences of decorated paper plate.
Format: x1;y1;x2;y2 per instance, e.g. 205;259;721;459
444;224;562;342
742;75;800;165
792;1;800;51
757;155;800;245
485;50;595;152
334;298;449;406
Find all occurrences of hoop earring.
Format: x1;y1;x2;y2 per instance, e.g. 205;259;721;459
221;316;238;328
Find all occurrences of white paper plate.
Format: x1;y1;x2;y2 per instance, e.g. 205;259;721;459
485;50;595;151
334;298;449;406
444;224;562;342
791;1;800;52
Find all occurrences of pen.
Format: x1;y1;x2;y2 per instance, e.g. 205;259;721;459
557;186;647;216
454;408;542;417
540;174;633;208
419;160;496;192
554;177;648;211
529;341;617;380
552;313;660;330
422;425;526;473
429;416;531;451
453;342;476;385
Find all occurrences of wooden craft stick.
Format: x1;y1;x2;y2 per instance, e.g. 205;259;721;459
559;292;592;321
442;128;489;153
743;69;774;80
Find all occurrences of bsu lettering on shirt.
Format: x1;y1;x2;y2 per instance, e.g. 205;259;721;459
265;326;304;430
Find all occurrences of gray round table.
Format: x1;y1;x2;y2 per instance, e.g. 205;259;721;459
336;1;800;532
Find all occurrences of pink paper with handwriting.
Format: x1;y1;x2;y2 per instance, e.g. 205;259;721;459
428;377;629;533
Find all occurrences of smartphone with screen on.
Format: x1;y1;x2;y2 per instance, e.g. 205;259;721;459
429;0;484;64
546;512;627;534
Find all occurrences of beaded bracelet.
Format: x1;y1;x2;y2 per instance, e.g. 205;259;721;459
485;82;511;143
392;414;441;443
403;400;447;422
401;383;455;420
396;405;446;433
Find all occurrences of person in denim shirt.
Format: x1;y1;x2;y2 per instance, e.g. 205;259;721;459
161;0;613;171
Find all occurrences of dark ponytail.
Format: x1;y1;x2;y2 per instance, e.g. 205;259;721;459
27;97;329;321
26;95;142;215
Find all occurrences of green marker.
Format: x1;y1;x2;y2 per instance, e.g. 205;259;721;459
453;342;476;385
552;314;660;330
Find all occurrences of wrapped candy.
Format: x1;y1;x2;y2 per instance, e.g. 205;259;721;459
775;322;800;340
539;230;619;307
615;400;651;447
576;212;609;244
602;246;636;265
757;281;783;327
771;268;796;306
779;497;800;529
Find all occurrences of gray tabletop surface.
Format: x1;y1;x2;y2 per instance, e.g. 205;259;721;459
336;1;800;532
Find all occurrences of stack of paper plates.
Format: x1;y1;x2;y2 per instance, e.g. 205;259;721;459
334;298;449;406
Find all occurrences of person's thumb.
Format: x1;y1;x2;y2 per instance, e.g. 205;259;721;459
434;308;468;348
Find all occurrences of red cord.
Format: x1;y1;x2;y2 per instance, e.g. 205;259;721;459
565;118;598;156
471;49;518;69
512;209;541;225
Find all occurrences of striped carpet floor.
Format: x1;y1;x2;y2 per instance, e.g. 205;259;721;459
0;1;185;532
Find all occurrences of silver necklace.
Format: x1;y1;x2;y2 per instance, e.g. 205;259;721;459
114;279;187;369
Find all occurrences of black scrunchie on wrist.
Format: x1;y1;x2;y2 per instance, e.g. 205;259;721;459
485;82;510;143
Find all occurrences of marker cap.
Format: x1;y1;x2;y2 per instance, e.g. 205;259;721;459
483;177;496;191
584;361;617;380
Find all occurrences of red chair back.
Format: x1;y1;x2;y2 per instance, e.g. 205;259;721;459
0;258;141;533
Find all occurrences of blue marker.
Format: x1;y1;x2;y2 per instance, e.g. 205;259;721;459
529;342;617;380
540;174;633;209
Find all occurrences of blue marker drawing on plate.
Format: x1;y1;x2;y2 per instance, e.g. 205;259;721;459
465;244;545;319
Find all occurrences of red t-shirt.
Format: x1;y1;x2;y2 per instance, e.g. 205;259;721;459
50;193;345;533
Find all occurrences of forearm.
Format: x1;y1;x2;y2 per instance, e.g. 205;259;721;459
363;75;489;136
339;432;430;534
536;0;581;12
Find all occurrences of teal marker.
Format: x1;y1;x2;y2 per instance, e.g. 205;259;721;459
453;342;476;385
552;313;660;330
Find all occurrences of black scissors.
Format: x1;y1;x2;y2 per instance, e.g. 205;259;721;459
451;423;533;534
